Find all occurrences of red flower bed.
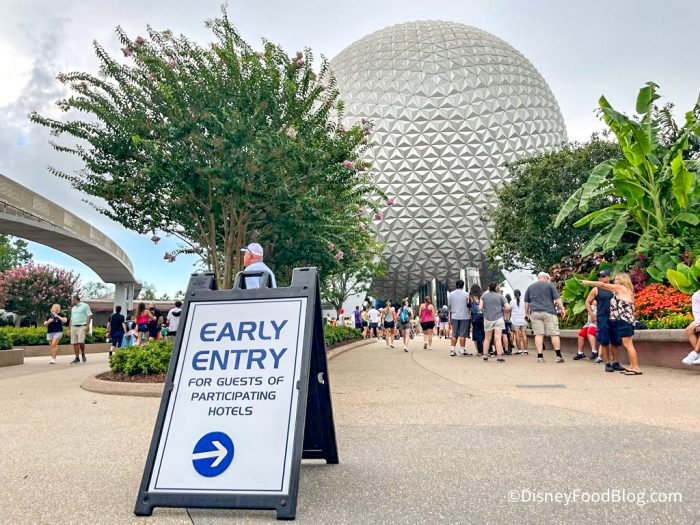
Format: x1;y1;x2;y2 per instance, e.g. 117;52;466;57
634;284;691;321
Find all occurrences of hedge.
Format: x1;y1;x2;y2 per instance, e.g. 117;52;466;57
0;326;107;346
324;325;362;347
109;339;173;375
0;331;12;350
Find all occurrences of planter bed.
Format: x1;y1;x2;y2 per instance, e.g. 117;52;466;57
0;348;25;367
535;329;696;370
15;342;111;358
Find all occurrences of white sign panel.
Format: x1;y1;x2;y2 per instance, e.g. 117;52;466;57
149;297;307;494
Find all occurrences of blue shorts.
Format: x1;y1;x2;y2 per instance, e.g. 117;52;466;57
111;333;125;348
596;315;612;345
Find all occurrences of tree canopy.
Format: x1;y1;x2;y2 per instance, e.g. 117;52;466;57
485;136;620;271
31;9;384;288
0;235;32;273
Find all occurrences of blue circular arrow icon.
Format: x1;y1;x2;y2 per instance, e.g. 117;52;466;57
192;431;234;477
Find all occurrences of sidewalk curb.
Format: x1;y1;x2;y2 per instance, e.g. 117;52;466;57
81;338;371;398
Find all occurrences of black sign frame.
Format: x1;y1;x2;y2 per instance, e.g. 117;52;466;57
134;267;338;520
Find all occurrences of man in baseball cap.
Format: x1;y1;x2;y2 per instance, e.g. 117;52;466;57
584;268;621;371
240;242;277;289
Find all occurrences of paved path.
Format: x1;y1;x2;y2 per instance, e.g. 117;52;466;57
0;338;698;524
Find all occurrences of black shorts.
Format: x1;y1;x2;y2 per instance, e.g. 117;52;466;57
420;321;435;331
361;321;368;327
611;319;634;346
110;333;124;347
148;325;160;338
384;321;395;329
168;330;177;337
596;315;612;345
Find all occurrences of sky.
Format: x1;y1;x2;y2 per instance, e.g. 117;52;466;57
1;0;698;295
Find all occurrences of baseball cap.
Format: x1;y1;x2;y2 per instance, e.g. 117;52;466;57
598;268;612;277
240;243;264;257
537;271;550;278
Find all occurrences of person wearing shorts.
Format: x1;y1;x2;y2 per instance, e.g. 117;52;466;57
585;269;623;371
438;305;450;339
480;282;507;362
448;279;470;356
43;303;67;364
574;314;598;361
69;295;92;364
397;299;413;352
368;306;380;340
381;300;396;348
682;289;700;365
524;272;566;363
106;305;127;356
418;296;436;350
510;289;528;354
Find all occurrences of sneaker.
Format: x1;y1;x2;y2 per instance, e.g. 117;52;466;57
428;346;432;350
466;352;474;357
514;350;523;355
496;355;505;362
458;350;466;356
390;343;395;348
70;357;80;364
682;351;699;365
423;343;427;350
589;352;599;361
523;351;529;356
403;346;408;352
537;357;545;363
611;362;625;371
556;356;565;363
692;355;700;365
450;350;457;356
49;359;56;365
482;355;489;361
594;356;604;363
573;353;586;360
605;364;614;372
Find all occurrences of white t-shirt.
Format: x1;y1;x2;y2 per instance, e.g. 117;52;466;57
692;290;700;324
166;307;182;332
510;299;526;325
368;308;380;323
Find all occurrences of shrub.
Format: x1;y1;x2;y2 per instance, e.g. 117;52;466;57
645;314;693;330
0;331;13;350
0;326;107;346
324;325;362;347
109;339;173;375
634;284;691;321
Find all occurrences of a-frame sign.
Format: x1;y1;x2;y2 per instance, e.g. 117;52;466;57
134;267;338;520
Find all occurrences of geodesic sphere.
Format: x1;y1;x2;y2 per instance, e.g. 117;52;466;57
331;20;567;299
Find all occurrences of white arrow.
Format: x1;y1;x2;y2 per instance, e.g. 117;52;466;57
192;440;228;467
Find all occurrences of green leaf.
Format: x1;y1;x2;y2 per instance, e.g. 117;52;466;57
581;231;605;257
667;269;694;295
554;187;582;227
671;153;694;208
675;212;700;226
580;160;614;208
573;204;626;228
603;214;627;252
635;82;660;115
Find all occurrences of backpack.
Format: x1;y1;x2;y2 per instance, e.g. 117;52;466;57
399;307;410;324
470;301;483;321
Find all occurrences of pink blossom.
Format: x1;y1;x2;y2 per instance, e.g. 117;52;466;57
151;235;161;244
327;243;335;251
296;51;303;59
374;212;382;220
335;251;344;260
121;46;134;57
147;74;157;82
343;160;354;170
296;59;305;67
286;127;298;139
135;36;146;45
163;252;176;262
386;196;395;206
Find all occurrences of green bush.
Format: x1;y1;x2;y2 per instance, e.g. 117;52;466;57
644;314;693;330
0;331;13;350
109;339;174;375
0;326;107;346
324;325;362;347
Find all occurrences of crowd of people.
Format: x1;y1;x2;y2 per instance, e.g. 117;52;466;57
349;268;700;376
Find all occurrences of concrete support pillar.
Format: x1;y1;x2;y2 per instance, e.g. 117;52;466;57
113;282;135;315
430;278;437;305
466;267;480;290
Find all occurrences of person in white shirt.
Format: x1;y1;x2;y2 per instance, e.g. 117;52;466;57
682;289;700;365
166;301;183;337
509;289;528;354
367;306;380;339
240;243;276;289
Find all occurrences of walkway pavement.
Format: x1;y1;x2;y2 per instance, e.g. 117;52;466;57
0;338;698;524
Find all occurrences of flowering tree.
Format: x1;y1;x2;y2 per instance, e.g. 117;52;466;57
0;264;79;325
31;9;383;288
